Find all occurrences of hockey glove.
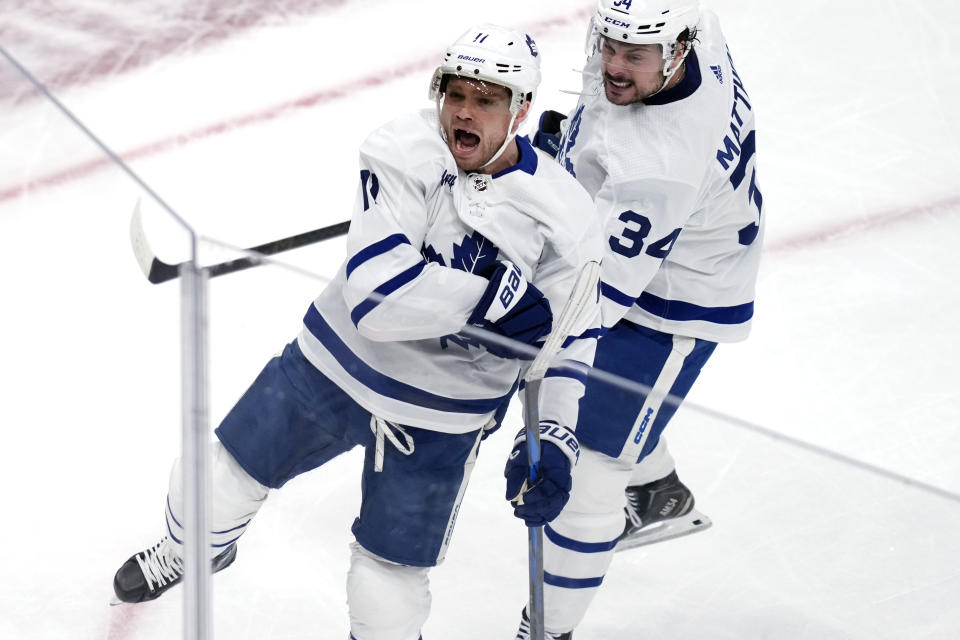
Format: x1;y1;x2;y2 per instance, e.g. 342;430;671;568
531;110;567;158
504;423;580;526
467;260;552;359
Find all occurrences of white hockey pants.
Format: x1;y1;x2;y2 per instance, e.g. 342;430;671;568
542;440;675;633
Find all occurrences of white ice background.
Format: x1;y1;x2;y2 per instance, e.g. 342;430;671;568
1;1;959;639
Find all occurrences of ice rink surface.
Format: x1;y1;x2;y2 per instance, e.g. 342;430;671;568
1;1;959;638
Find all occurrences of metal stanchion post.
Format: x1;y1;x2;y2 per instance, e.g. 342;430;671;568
181;262;211;640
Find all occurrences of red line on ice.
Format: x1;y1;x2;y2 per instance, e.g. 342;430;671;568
0;54;441;202
0;7;593;203
0;0;348;101
766;194;960;253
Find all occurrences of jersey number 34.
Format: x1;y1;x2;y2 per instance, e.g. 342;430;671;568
608;210;681;259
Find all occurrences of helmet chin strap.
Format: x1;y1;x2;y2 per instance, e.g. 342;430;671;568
646;44;689;99
479;110;518;170
645;69;673;99
435;95;448;143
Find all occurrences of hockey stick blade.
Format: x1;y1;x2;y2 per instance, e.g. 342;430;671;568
129;199;174;283
129;200;350;284
615;509;713;551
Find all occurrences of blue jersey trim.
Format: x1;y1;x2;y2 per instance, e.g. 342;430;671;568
604;282;754;325
346;233;410;278
304;305;513;414
349;261;426;326
600;281;635;307
492;135;539;179
545;524;620;553
636;291;754;324
643;50;702;106
561;327;604;348
544;571;605;589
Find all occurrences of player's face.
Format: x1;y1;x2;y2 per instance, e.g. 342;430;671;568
600;38;678;105
439;77;526;174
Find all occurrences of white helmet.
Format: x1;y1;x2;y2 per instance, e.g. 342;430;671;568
591;0;699;77
429;24;542;115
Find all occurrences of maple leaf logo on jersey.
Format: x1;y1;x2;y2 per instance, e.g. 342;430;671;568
421;244;446;267
422;231;499;274
451;230;498;274
424;230;501;351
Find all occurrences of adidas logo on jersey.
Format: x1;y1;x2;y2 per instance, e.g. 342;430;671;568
710;65;723;84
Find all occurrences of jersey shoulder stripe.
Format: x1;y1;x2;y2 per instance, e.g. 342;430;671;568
349;261;427;326
346;233;411;277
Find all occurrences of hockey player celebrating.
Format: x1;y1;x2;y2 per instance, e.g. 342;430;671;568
518;0;765;637
112;24;603;640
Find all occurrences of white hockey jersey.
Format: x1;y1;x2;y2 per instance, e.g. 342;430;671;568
298;109;603;434
557;9;764;343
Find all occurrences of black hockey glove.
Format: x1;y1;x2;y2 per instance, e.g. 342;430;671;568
531;110;567;158
467;260;552;359
504;423;580;526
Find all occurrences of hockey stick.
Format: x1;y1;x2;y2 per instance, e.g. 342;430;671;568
130;200;350;284
521;260;601;640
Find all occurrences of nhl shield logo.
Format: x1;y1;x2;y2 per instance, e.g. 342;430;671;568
472;175;488;191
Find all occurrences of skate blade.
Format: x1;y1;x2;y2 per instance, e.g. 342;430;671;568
616;509;713;551
109;596;124;606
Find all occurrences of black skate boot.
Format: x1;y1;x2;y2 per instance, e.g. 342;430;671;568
515;608;572;640
112;536;237;603
617;470;712;550
624;470;694;531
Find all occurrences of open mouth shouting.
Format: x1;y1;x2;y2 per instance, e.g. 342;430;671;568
453;128;482;158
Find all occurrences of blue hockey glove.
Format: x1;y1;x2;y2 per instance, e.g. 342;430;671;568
504;423;580;526
531;110;567;158
468;260;552;359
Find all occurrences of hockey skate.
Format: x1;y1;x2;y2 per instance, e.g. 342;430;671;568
514;608;572;640
616;471;712;551
112;536;237;604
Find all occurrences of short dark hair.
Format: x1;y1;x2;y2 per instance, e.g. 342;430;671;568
677;27;699;53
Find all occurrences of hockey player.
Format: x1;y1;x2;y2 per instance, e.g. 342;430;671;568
517;1;764;637
112;24;603;640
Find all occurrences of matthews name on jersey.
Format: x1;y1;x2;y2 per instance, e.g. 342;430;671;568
298;109;603;433
557;9;763;343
